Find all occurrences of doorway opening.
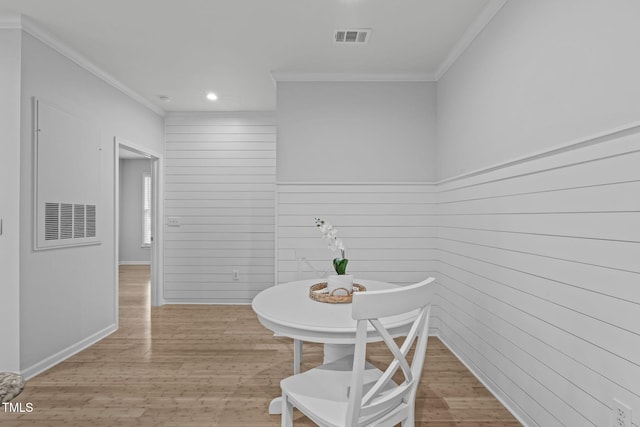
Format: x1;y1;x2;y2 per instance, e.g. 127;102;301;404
114;138;163;329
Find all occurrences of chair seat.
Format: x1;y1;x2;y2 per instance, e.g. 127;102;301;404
281;356;398;427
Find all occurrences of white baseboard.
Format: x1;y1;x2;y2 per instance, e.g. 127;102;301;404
119;261;151;265
21;323;117;381
435;333;532;427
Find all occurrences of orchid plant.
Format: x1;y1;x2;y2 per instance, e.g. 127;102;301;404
315;217;348;275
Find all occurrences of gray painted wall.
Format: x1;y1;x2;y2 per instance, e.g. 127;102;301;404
276;81;437;182
0;28;22;373
19;30;163;377
437;0;640;179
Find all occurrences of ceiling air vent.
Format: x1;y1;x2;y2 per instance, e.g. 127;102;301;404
334;29;371;44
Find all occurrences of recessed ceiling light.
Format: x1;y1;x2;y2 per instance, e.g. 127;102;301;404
206;92;218;101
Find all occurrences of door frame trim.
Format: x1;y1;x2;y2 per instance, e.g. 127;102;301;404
114;137;164;314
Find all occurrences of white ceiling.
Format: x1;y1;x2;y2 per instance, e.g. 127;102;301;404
0;0;499;113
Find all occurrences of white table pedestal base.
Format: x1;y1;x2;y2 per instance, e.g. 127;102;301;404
323;343;355;363
269;397;283;415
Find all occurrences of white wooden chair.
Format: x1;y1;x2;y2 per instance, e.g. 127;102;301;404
280;277;434;427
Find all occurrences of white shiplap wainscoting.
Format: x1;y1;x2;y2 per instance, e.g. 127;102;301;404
436;126;640;427
276;183;440;331
164;113;276;303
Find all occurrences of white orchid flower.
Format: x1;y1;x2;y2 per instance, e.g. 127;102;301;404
328;237;342;251
315;217;348;274
319;223;331;235
315;217;346;259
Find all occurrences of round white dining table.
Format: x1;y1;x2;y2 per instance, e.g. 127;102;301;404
252;278;417;346
251;278;418;414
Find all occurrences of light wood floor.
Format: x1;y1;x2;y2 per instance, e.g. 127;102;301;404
2;265;520;426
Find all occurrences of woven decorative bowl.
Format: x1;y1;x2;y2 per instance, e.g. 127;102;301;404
309;282;367;304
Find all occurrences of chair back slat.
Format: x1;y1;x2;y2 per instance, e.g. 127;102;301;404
359;383;413;418
351;277;434;320
345;277;434;427
361;319;414;405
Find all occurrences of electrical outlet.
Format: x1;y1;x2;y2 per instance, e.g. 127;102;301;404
167;217;181;227
232;270;239;280
613;399;632;427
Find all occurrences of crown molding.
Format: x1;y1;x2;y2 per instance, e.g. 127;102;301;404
271;72;436;83
4;14;165;117
0;14;21;29
434;0;508;80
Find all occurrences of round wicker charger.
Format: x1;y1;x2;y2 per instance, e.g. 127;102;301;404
309;282;367;304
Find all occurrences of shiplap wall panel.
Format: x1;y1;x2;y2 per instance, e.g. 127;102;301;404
165;133;276;141
276;183;439;330
279;214;433;228
165;151;275;159
439;180;640;214
166;143;276;153
278;225;436;238
437;295;592;427
164;256;274;267
167;125;276;134
438;265;640;391
164;113;276;303
438;250;640;333
439;232;639;304
438;271;640;425
438;259;640;371
436;129;640;427
439;228;640;273
439;212;639;242
275;185;438;276
438;278;635;419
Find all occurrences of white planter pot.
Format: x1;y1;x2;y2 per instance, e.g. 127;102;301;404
327;274;354;296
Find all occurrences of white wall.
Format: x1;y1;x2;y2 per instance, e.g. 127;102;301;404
437;0;640;179
19;31;163;377
119;159;151;264
435;1;640;426
164;112;276;303
0;28;22;373
277;81;437;182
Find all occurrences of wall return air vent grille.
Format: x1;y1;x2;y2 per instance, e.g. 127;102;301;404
44;202;97;242
334;29;371;44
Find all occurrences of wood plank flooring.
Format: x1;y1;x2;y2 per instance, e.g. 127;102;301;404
1;265;521;426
